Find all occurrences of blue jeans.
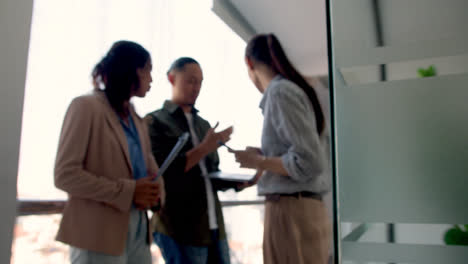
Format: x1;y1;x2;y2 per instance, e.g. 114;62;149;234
153;230;230;264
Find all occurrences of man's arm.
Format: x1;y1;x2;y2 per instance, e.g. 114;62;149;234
184;123;233;172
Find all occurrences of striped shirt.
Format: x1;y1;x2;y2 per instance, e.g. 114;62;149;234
258;75;331;195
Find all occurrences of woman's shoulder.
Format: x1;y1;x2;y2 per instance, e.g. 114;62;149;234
71;91;102;105
67;91;105;115
269;77;306;101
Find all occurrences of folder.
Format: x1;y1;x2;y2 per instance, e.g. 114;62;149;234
155;132;190;180
208;171;255;183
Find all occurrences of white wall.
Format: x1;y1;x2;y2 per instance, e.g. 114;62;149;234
0;0;33;262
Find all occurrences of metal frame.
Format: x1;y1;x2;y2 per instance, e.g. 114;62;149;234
325;1;341;263
17;199;265;216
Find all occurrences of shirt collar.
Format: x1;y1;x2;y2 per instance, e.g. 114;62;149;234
259;75;282;110
163;100;199;115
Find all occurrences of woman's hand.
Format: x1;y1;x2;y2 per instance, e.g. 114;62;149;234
230;146;264;169
133;175;161;210
231;147;290;176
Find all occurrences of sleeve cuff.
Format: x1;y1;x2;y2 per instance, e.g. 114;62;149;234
281;153;294;178
116;178;136;212
281;153;306;182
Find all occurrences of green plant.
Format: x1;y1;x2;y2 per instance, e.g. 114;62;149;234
444;225;468;245
417;65;437;78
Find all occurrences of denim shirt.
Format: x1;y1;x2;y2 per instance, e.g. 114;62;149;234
258;75;331;195
120;115;147;180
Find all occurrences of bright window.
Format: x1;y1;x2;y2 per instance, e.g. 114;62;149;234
18;0;263;200
15;1;264;263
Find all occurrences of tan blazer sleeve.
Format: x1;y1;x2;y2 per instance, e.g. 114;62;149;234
54;97;135;212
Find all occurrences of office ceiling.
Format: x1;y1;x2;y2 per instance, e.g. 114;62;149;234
213;0;329;77
213;0;468;78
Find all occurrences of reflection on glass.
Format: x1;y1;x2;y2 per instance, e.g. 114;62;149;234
330;0;468;262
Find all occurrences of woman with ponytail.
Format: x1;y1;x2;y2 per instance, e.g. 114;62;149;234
232;34;331;264
54;41;164;264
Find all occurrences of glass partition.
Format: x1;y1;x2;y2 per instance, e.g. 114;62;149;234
328;0;468;263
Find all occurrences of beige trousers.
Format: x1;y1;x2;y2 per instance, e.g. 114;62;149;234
263;196;331;264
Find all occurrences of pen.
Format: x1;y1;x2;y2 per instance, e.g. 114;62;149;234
217;141;235;152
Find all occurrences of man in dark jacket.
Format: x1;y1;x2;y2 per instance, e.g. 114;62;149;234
146;57;237;264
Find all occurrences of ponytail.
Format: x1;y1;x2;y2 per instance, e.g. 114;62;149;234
246;34;325;135
92;58;107;90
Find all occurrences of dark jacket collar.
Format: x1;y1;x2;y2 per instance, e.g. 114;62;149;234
163;100;199;115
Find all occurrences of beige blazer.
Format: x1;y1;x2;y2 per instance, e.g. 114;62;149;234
54;91;164;255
